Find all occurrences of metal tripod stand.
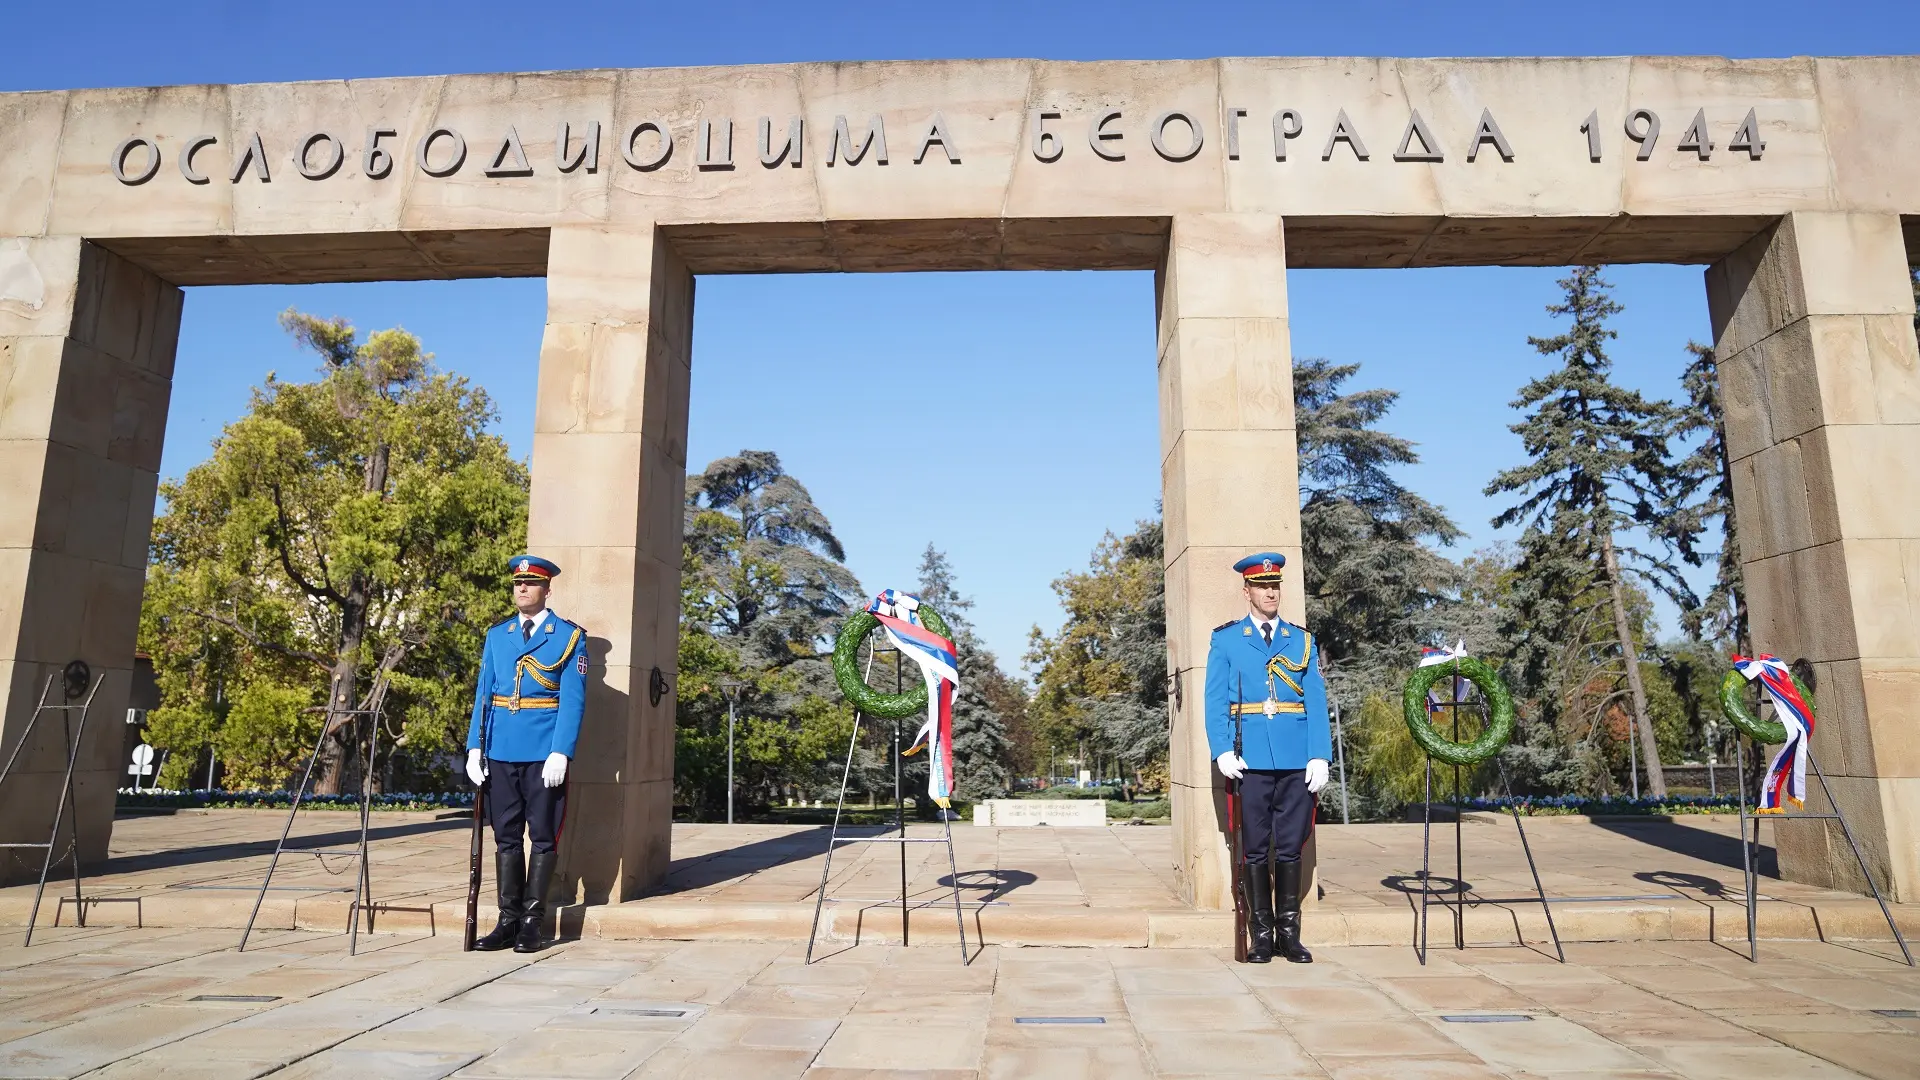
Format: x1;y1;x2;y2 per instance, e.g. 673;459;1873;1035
239;644;426;954
1734;735;1911;965
805;632;969;965
1415;682;1563;965
0;665;100;946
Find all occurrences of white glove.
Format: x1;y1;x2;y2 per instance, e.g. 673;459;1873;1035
465;748;486;787
1216;751;1247;781
1305;758;1330;794
542;752;569;788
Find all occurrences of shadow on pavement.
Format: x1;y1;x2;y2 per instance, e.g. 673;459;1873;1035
1590;818;1777;879
648;825;837;895
88;815;468;877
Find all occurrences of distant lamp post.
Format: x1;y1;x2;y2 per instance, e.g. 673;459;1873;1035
719;678;747;825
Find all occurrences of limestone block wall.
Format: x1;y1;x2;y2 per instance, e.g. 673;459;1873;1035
2;56;1916;280
528;225;690;905
0;240;177;885
1159;214;1304;909
1707;211;1920;901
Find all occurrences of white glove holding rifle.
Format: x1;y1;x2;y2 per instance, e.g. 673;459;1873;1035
1217;751;1248;781
465;748;486;787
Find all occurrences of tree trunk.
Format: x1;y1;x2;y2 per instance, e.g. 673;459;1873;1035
1599;531;1667;797
312;606;365;794
314;441;389;794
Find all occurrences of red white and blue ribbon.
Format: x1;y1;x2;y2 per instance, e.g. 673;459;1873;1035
1420;642;1471;712
1734;654;1815;813
869;590;959;808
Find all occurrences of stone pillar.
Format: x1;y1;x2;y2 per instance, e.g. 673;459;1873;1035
0;238;177;885
1707;211;1920;902
529;225;691;904
1158;214;1306;910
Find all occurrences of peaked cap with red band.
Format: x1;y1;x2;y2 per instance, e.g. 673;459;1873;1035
1233;552;1286;583
509;554;561;583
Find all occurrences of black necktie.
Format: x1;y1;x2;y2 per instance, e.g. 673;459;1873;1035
522;618;534;641
1262;623;1273;646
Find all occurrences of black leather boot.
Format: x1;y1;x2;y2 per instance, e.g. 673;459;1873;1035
515;851;557;953
1245;861;1276;963
1275;859;1313;964
474;849;523;952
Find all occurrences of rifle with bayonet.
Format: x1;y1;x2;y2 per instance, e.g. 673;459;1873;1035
1227;674;1249;964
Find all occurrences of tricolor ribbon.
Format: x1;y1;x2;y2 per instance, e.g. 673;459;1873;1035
1419;641;1471;712
1734;654;1815;813
869;590;960;809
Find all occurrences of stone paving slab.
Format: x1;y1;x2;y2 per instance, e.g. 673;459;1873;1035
0;926;1913;1077
0;812;1914;959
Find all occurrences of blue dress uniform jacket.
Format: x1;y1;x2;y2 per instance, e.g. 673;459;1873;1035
466;613;589;763
1205;615;1332;770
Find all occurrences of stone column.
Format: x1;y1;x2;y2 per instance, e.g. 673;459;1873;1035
1158;214;1306;910
0;238;177;885
529;225;691;905
1707;211;1920;902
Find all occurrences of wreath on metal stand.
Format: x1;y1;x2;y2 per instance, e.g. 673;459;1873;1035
831;604;953;718
1716;669;1812;745
1400;656;1515;767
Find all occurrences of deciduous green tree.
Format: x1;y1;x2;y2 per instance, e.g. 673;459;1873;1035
1026;518;1169;790
675;451;859;815
140;311;528;791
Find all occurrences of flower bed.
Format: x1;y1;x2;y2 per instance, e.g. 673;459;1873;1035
118;788;471;812
1454;794;1745;817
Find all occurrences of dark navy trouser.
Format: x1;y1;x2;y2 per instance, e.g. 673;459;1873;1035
1238;768;1313;865
487;759;567;855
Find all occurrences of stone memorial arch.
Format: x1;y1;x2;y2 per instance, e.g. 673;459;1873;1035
0;56;1915;909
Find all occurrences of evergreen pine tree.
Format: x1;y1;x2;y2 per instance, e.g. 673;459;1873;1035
1485;267;1691;797
1672;342;1747;650
914;546;1013;800
1295;357;1464;692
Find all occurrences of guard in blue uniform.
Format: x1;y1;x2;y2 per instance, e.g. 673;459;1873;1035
1206;552;1331;964
465;554;588;953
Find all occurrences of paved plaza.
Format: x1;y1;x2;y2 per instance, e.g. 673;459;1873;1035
0;812;1916;1076
2;811;1914;950
0;922;1917;1078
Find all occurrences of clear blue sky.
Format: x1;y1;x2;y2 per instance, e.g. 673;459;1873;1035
8;2;1914;670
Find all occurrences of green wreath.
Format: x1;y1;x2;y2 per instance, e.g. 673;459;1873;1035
1717;669;1813;745
1401;657;1516;767
832;605;953;720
